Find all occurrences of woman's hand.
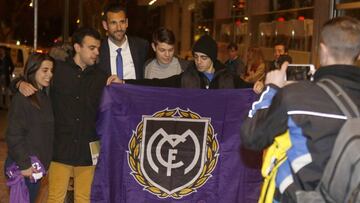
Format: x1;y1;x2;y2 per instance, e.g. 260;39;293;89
253;80;265;94
21;167;33;177
20;166;38;178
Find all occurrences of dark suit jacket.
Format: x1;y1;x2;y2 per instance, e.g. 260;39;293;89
99;36;149;79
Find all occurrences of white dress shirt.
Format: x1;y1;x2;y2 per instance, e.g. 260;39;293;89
108;36;136;79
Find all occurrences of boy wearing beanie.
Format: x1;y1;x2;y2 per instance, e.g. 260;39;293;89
108;35;253;90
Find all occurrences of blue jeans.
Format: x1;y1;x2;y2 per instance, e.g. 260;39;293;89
4;157;41;203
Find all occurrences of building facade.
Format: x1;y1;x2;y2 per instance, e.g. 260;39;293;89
139;0;360;65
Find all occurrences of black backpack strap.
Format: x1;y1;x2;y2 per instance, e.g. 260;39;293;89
317;78;359;118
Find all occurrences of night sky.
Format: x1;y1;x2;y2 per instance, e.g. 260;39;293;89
0;0;151;48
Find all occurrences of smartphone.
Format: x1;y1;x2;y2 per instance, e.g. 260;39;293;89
286;64;316;81
277;55;293;68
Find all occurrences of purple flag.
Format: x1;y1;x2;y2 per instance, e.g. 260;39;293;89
6;156;46;203
91;84;262;203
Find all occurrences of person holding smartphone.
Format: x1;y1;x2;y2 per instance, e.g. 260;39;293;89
240;16;360;202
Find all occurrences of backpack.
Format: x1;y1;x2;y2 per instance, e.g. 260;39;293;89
296;78;360;203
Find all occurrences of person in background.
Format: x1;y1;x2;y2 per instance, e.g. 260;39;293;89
241;16;360;202
0;47;14;108
108;35;254;90
5;53;54;203
225;42;245;76
48;43;73;61
252;42;292;93
100;2;149;79
268;41;290;71
0;47;14;87
241;46;266;84
144;27;190;79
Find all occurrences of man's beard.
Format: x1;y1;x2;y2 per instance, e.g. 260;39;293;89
110;30;125;42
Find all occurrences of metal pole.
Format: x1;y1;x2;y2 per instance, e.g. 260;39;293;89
63;0;70;43
79;0;83;27
34;0;38;50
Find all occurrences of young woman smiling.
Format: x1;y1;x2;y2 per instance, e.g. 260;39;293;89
5;53;55;203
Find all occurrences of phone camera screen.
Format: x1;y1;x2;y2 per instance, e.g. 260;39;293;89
286;66;311;81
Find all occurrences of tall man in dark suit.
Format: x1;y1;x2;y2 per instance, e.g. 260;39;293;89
100;3;149;79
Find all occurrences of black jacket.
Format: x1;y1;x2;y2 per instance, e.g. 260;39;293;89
98;36;149;79
225;57;245;76
51;59;107;166
126;60;253;89
240;65;360;202
6;91;54;170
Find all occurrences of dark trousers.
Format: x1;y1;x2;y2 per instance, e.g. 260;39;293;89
4;157;41;203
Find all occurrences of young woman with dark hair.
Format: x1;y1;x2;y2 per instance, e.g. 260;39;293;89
5;53;55;203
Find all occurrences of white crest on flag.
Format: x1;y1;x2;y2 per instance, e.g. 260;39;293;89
127;108;220;199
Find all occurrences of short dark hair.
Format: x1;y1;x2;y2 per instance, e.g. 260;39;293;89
103;3;127;21
321;16;360;62
227;42;238;50
152;27;175;45
72;27;101;46
274;41;288;53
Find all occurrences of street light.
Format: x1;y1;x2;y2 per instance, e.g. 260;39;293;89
149;0;157;5
33;0;38;50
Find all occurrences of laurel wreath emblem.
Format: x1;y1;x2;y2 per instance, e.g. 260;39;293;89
127;108;219;199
